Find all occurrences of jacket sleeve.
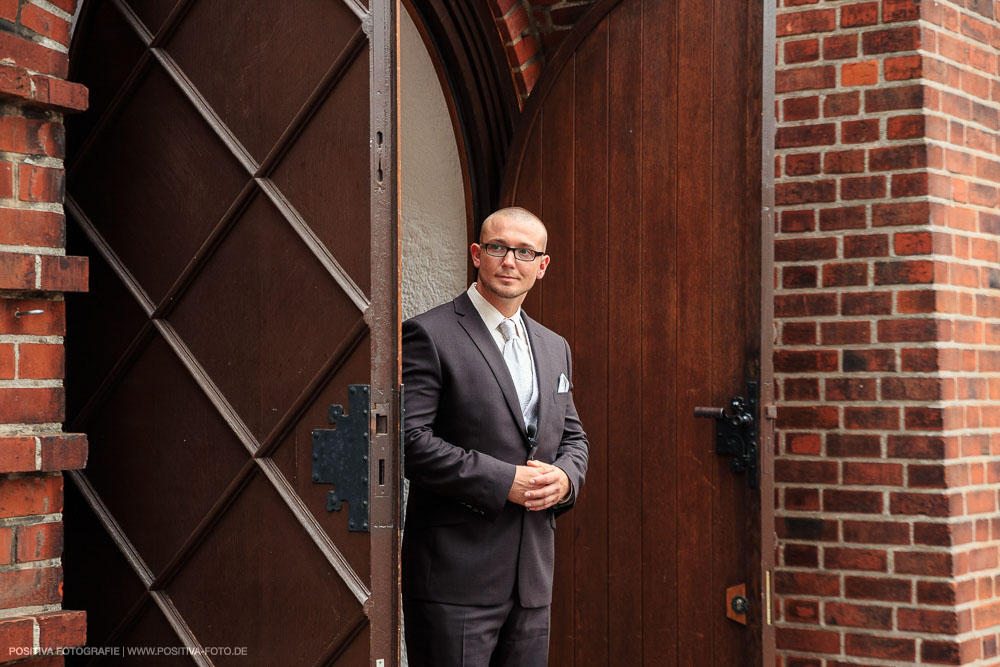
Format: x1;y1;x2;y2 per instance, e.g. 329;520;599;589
402;317;516;520
552;337;589;517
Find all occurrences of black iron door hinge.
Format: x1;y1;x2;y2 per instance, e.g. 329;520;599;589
312;384;370;532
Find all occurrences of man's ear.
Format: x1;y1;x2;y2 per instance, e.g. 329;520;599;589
470;242;482;269
536;254;550;279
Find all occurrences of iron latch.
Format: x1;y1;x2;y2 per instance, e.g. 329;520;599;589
312;384;370;532
694;381;758;489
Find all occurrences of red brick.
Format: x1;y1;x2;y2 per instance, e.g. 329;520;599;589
776;459;838;484
784;598;819;623
893;231;932;255
779;517;839;541
0;387;64;423
841;2;878;27
784;378;819;401
818;206;865;231
776;627;839;654
846;634;915;661
777;406;840;429
18;343;64;380
782;265;817;288
777;9;836;36
785;488;820;511
823;90;860;116
0;252;36;290
825;547;888;572
824;33;858;59
39;434;87;471
0;436;35;473
0;299;65;336
866;85;923;112
780;209;814;233
776;180;836;205
0;617;33;658
828;434;881;458
843;235;889;259
0;475;62;518
921;640;979;665
775;350;839;373
872;201;929;228
919;580;974;605
825;602;892;629
845;407;900;430
841;175;886;200
870;144;926;171
885;55;921;80
878;318;948;342
896;550;953;576
37;610;86;651
843;461;903;486
783;96;819;121
20;3;71;46
0;117;66;158
896;290;937;314
842;348;895;372
776;122;836;147
882;377;944;401
822;263;867;288
0;160;12;198
785;432;821;455
891;491;959;517
884;0;920;21
843;519;910;544
888;114;924;139
0;209;64;247
775;293;837;317
16;521;63;562
39;255;88;292
775;237;837;261
823;150;865;174
874;261;934;285
842;60;878;86
913;521;957;543
842;118;880;143
0;343;11;379
18;164;63;203
825;488;883;513
775;570;840;596
845;575;912;601
887;435;951;459
0;566;62;607
0;0;16;21
781;322;816;345
822;319;873;346
785;152;821;175
785;38;820;63
863;26;921;54
0;33;68;78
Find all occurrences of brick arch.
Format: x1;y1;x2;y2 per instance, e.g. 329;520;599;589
485;0;598;100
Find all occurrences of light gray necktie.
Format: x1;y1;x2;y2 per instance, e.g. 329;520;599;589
498;318;534;419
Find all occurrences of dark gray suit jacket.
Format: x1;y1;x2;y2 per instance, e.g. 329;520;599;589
401;292;589;608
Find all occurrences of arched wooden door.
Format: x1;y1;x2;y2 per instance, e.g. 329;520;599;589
501;0;767;664
62;0;400;665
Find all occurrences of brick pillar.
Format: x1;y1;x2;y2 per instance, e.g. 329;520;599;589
0;1;88;664
774;0;1000;664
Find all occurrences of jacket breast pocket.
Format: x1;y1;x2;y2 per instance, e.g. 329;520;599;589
553;390;571;404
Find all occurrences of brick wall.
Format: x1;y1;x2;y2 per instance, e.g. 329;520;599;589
774;0;1000;664
487;0;598;100
0;0;88;664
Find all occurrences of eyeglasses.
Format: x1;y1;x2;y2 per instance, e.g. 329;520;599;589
480;242;545;262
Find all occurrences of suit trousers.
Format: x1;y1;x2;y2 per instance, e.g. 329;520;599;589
403;591;551;667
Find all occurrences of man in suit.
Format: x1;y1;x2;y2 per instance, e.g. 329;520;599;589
401;207;589;666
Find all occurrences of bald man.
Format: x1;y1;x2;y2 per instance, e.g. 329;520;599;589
401;208;589;666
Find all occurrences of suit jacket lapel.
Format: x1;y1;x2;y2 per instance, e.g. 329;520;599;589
454;293;527;435
522;313;554;442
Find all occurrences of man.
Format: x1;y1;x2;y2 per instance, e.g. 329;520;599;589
401;207;589;666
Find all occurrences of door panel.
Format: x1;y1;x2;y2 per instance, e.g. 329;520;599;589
500;0;763;664
64;0;399;664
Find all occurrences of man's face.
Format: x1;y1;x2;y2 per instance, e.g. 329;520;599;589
470;214;550;302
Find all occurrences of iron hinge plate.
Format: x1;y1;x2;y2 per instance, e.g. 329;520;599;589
312;384;370;532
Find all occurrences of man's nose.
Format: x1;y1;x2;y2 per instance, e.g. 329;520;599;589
501;250;517;267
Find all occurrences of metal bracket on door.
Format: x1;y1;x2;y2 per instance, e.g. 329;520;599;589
312;384;370;532
694;381;759;489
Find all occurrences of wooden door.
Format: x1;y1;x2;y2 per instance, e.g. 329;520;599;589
500;0;765;664
62;0;400;664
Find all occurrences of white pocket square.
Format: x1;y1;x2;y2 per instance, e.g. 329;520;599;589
557;373;570;393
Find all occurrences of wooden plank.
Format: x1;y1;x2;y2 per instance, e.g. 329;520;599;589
607;3;644;666
538;54;578;667
572;21;610;667
712;0;753;661
674;0;716;662
640;0;679;663
516;119;543;320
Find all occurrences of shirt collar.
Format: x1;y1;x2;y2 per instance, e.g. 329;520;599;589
467;283;524;337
